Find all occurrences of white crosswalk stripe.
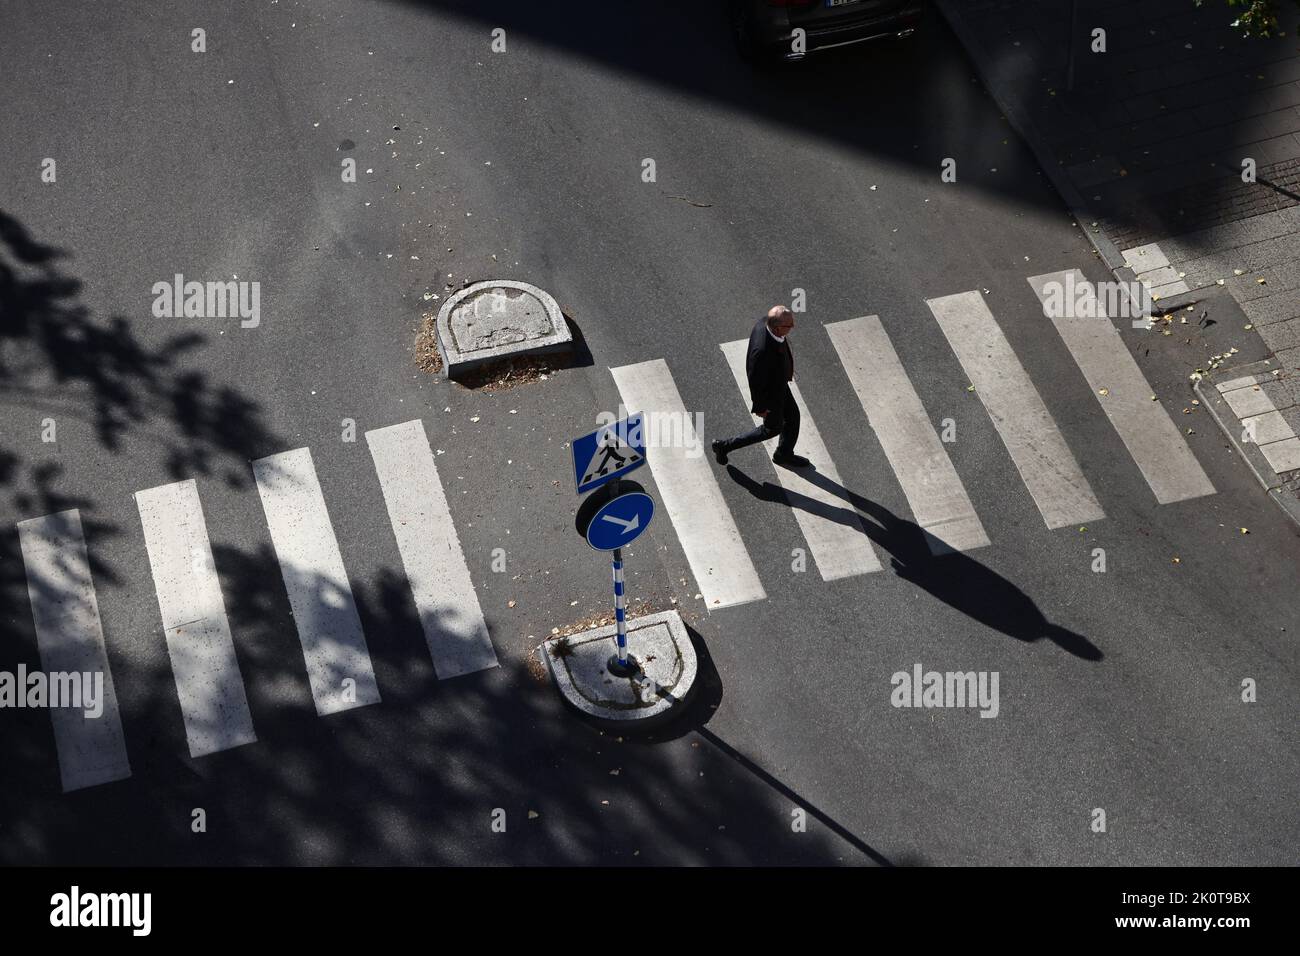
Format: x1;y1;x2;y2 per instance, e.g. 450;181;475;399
366;419;498;679
610;358;766;609
1027;270;1215;504
135;480;257;758
927;290;1105;530
252;447;382;716
825;316;991;554
720;339;883;580
12;276;1228;792
16;510;131;792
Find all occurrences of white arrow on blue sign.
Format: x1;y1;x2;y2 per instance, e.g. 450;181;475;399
571;412;647;495
585;492;655;551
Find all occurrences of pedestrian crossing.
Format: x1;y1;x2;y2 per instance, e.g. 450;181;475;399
610;359;767;608
1027;270;1215;505
136;479;257;758
10;274;1217;792
365;419;498;679
720;339;883;581
14;424;498;791
825;315;991;554
627;282;1211;595
925;290;1104;530
253;447;384;717
16;510;132;792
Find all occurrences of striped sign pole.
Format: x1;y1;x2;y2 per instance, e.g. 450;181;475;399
612;549;628;668
605;476;635;677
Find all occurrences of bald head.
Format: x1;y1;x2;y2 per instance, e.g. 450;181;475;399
766;305;794;337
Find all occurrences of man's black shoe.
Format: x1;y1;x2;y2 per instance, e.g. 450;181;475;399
711;439;729;465
773;452;811;468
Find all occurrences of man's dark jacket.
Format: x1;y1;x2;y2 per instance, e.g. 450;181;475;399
745;318;794;416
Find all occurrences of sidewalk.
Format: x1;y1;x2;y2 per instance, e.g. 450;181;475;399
939;0;1300;521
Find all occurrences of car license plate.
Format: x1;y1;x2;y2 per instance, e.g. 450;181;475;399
826;0;861;6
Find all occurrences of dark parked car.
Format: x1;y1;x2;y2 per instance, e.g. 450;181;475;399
728;0;926;62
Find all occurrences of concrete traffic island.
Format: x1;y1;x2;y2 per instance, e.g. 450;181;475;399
541;610;698;727
435;280;571;377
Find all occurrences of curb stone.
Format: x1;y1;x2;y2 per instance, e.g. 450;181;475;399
541;610;699;729
1195;359;1300;529
435;279;571;377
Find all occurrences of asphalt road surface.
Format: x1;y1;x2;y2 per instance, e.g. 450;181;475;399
1;0;1297;865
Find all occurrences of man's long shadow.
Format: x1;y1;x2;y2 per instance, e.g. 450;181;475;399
726;464;1102;662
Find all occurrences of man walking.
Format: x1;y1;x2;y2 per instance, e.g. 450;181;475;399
711;305;811;469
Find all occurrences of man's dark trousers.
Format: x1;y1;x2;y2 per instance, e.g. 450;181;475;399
717;317;800;458
720;388;800;457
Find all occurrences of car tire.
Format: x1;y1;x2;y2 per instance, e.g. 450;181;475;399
727;1;765;64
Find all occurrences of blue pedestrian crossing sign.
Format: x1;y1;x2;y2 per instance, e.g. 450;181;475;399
586;492;655;551
572;412;646;495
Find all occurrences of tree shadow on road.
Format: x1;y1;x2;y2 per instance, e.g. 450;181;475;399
0;209;293;823
726;463;1103;661
0;212;886;866
1;537;887;865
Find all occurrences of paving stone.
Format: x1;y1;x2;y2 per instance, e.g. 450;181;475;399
1260;436;1300;473
1219;374;1265;393
1223;383;1278;418
1226;262;1300;302
1275;345;1300;371
1122;242;1171;272
1280;404;1300;436
1261;375;1300;409
1244;293;1300;328
1243;410;1295;445
1258;317;1300;353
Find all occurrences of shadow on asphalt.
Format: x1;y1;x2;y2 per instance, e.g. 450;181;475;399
0;212;885;865
726;462;1103;662
382;0;1288;246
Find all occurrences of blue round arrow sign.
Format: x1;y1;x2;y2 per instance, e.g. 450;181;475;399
585;492;655;551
